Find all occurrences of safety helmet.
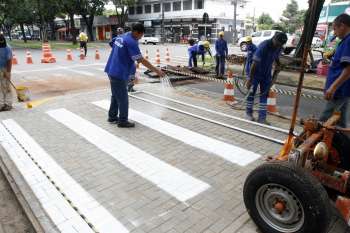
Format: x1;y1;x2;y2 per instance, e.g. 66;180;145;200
246;36;253;42
203;40;210;48
218;31;224;37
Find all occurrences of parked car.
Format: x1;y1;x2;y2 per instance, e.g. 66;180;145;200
238;30;299;54
139;35;160;45
18;35;32;40
312;36;323;48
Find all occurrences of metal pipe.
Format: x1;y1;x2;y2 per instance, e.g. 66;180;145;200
129;94;285;145
140;90;290;134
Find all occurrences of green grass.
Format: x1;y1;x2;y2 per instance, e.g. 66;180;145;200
8;40;108;50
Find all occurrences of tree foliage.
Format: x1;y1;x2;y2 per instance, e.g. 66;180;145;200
280;0;306;33
112;0;136;27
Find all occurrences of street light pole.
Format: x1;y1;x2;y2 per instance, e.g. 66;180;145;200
233;0;238;44
161;0;165;43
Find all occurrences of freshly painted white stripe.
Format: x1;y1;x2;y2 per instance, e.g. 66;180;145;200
0;122;94;233
13;63;104;74
93;100;260;166
62;68;94;76
47;109;210;202
1;119;129;233
267;98;276;105
93;67;105;72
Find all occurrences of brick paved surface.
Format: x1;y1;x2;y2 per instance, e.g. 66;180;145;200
0;83;347;233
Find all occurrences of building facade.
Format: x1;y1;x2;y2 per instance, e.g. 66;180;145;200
127;0;242;43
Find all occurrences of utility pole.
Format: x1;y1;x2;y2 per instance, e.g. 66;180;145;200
233;0;238;44
161;0;165;43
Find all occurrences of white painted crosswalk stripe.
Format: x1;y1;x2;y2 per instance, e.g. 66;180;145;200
0;119;129;233
93;100;260;166
47;108;210;202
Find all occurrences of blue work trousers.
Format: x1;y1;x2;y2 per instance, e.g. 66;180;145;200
108;77;129;123
189;51;197;68
246;78;270;121
216;55;226;76
320;97;349;128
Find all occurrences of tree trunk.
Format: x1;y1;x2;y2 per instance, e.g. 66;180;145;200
294;0;325;58
82;15;95;41
27;25;32;37
20;23;27;43
69;13;78;45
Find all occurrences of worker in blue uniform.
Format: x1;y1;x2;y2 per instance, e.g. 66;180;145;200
320;14;350;128
245;36;257;76
246;32;287;125
215;31;228;77
188;39;198;68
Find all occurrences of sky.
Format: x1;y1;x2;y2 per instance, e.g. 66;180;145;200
243;0;311;21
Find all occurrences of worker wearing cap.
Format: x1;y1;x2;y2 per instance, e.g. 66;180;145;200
215;31;228;77
245;36;257;76
0;34;12;112
320;14;350;128
246;32;287;124
79;32;88;56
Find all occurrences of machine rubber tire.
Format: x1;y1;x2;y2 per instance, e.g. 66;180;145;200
243;161;332;233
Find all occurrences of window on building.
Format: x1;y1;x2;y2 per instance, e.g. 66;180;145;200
136;5;143;14
183;0;192;10
153;3;161;13
194;0;203;9
163;2;171;12
129;6;135;15
173;1;181;11
145;4;152;13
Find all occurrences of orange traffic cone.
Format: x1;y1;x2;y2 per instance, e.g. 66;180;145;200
12;52;18;65
155;49;161;65
95;49;100;60
41;43;56;63
26;50;33;64
267;85;278;113
223;70;236;102
66;49;73;61
80;49;85;60
165;48;170;64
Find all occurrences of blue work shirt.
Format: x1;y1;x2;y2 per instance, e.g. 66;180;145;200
215;39;228;56
105;32;142;80
188;45;198;56
0;46;12;69
325;33;350;98
246;43;257;75
253;39;281;80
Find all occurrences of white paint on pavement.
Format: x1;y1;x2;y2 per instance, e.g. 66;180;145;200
93;100;260;166
47;108;210;202
1;119;129;233
12;63;104;74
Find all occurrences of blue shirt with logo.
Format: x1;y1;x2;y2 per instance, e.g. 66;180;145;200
105;32;142;80
325;33;350;98
188;44;198;56
253;39;281;80
0;46;12;69
215;39;228;56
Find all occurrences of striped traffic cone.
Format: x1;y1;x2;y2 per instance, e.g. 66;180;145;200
80;48;85;60
66;49;73;61
155;49;161;65
95;49;100;60
165;48;170;64
26;50;33;64
12;51;18;65
267;85;278;113
223;70;236;102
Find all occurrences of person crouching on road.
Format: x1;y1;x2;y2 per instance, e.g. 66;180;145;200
188;39;198;68
320;14;350;128
215;31;228;77
246;32;287;125
245;36;257;77
79;31;88;56
105;23;165;128
0;34;13;112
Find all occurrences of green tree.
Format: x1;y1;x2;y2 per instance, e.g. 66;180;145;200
77;0;108;41
60;0;80;44
112;0;136;27
258;13;274;25
280;0;306;33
